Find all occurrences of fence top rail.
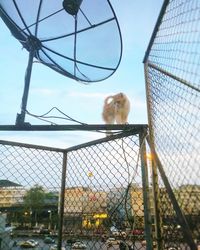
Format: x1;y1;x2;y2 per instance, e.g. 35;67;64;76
0;139;64;152
66;125;148;152
0;124;147;131
0;124;148;152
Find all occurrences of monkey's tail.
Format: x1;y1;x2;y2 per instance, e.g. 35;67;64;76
104;95;113;105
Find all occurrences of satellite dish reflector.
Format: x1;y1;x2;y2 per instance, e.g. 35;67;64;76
0;0;122;83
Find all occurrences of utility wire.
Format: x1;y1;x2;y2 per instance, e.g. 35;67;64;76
25;107;128;135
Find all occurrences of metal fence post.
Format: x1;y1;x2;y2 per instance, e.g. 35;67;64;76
144;62;163;250
143;0;169;64
150;157;163;250
57;151;67;250
139;132;153;250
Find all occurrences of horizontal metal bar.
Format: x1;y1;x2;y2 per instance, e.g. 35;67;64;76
148;62;200;93
0;126;147;152
0;124;148;131
66;128;147;152
0;139;64;152
0;125;148;153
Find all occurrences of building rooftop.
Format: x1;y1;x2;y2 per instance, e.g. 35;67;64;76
0;179;22;188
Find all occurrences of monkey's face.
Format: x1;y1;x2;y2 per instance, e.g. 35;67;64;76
114;94;125;107
115;100;121;108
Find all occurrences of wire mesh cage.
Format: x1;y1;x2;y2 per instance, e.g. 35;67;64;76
64;134;145;250
1;0;200;249
144;0;200;249
0;129;150;250
0;141;63;250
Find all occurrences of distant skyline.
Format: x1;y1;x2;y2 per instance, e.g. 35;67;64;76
0;0;163;148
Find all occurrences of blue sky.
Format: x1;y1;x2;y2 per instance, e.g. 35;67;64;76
0;0;163;148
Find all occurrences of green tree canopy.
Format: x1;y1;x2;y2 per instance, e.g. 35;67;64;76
23;185;46;225
24;185;46;210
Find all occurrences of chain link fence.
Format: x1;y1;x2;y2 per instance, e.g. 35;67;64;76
0;129;151;250
0;141;64;250
1;0;200;249
144;0;200;249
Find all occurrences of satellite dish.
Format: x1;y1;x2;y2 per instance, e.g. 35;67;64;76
0;0;122;124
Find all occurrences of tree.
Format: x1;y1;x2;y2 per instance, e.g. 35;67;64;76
23;185;46;226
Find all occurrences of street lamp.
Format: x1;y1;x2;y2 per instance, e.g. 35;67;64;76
48;210;52;230
146;153;153;161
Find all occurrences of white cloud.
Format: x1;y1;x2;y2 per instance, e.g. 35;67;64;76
68;91;113;99
31;88;60;97
0;130;105;149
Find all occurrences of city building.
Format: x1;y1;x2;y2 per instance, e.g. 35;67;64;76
63;187;107;230
0;180;27;209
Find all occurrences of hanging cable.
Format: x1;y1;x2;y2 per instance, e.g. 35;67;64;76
25;107;128;135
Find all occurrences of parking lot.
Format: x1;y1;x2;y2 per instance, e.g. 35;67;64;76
9;236;146;250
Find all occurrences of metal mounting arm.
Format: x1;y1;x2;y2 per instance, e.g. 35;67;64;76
16;49;34;125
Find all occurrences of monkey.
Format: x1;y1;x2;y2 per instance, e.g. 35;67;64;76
114;92;130;124
102;92;130;124
102;92;130;135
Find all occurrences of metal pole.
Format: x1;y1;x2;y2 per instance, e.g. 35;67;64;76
16;49;34;125
57;151;67;250
139;132;153;250
148;62;200;93
2;124;148;132
144;62;163;250
143;0;169;63
150;157;163;250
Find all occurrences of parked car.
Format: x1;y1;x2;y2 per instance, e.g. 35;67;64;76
141;240;157;247
101;234;108;242
66;238;77;245
50;230;58;236
112;230;120;237
28;240;39;246
112;230;127;238
71;241;87;249
19;239;38;248
33;227;41;233
43;236;55;244
106;237;120;247
132;229;144;235
167;248;181;250
49;244;65;250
